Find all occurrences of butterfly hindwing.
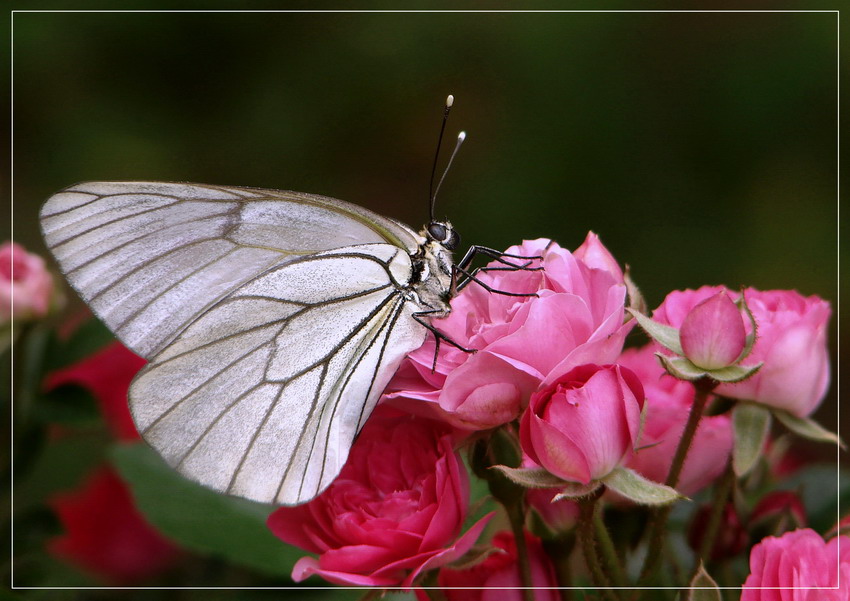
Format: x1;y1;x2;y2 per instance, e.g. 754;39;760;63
129;244;427;505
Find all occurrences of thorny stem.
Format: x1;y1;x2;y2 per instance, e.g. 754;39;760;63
637;380;715;592
695;462;736;576
579;489;619;601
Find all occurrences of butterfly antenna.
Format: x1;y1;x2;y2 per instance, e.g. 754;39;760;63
429;94;454;222
431;131;466;213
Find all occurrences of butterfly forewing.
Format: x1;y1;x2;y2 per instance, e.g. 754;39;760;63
40;181;433;505
40;182;421;359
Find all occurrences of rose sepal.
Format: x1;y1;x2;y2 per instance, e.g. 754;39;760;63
628;308;684;355
600;466;683;506
552;481;602;502
488;465;570;489
655;352;763;383
773;409;845;449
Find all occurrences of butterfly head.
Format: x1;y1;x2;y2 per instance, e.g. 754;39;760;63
425;221;461;251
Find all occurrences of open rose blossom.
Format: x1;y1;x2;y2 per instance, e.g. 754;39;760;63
519;363;644;484
48;466;181;584
617;345;732;496
742;529;850;600
0;241;54;322
267;407;492;588
653;286;831;417
386;234;630;431
437;531;560;601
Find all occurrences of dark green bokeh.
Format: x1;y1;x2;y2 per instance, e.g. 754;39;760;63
9;8;840;593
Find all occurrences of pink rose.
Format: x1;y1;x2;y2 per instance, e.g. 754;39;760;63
617;345;732;496
387;234;630;431
742;529;850;600
266;407;492;588
0;241;55;322
653;286;831;416
437;531;560;601
519;364;644;484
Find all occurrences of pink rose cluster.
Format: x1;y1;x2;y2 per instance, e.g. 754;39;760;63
267;233;833;590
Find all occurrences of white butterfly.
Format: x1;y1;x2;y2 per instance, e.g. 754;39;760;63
40;178;514;506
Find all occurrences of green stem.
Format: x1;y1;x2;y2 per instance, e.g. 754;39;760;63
637;381;714;591
695;462;735;576
506;502;535;601
579;490;619;601
542;535;574;601
592;501;627;594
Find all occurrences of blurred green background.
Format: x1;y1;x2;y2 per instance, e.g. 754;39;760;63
8;7;840;596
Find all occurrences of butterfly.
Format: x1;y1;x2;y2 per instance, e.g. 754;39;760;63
39;99;537;506
40;181;538;508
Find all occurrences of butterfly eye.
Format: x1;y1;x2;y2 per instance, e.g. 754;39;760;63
427;222;448;242
445;229;460;251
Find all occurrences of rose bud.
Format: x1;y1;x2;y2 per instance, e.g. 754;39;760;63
679;291;747;370
520;364;644;485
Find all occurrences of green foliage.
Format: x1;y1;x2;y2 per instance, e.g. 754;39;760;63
110;443;301;579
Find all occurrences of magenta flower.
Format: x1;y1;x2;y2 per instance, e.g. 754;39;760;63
519;364;644;485
437;531;559;600
266;407;492;588
387;234;630;431
0;241;55;322
617;345;732;496
742;529;850;600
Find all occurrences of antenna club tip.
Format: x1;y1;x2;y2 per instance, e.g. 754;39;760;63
458;131;467;141
446;94;454;107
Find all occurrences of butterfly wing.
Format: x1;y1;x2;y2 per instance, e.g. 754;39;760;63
40;181;421;358
130;244;426;505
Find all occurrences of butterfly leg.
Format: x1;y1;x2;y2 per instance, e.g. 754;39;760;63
455;244;544;272
412;310;476;373
453;264;539;297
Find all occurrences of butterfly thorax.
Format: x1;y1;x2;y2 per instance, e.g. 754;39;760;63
409;221;459;318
